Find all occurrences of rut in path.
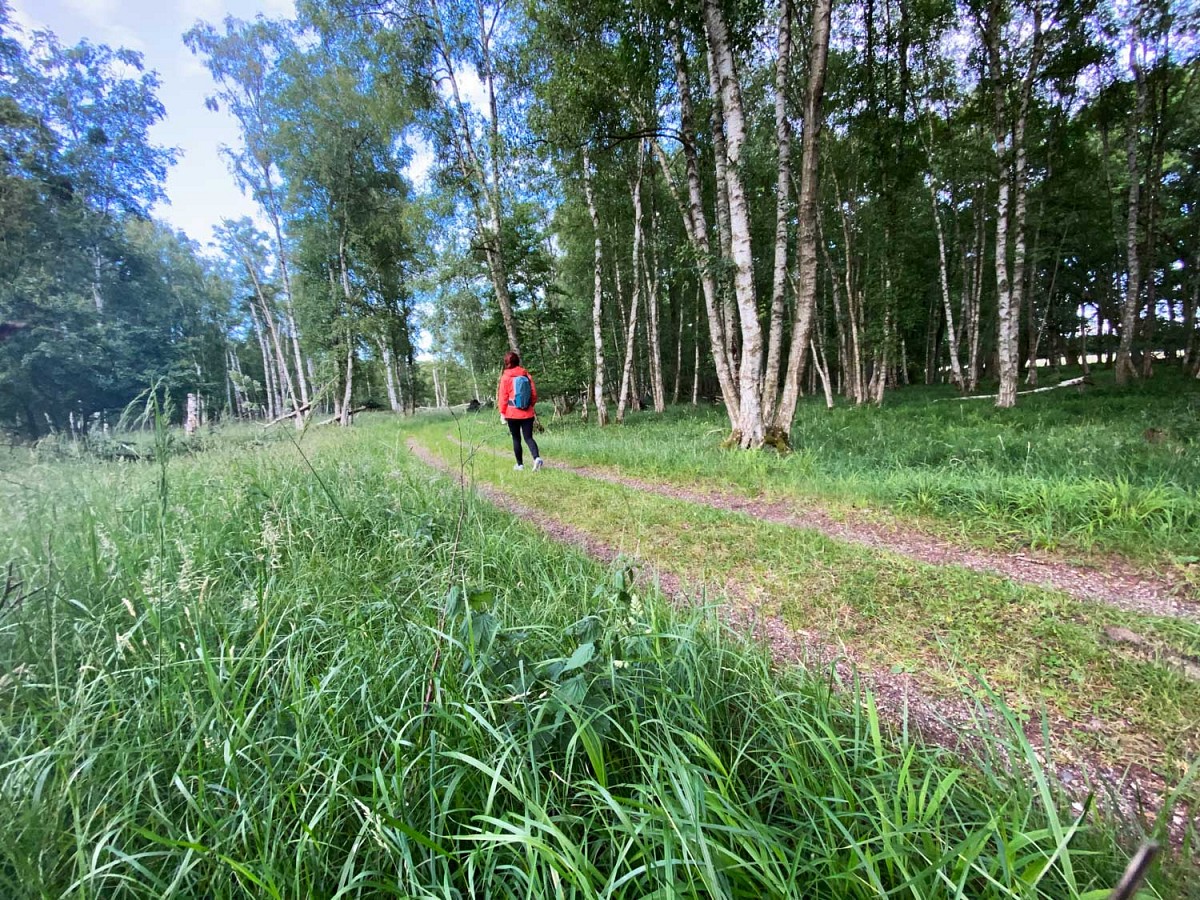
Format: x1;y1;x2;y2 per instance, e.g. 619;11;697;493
447;434;1200;623
409;438;1198;845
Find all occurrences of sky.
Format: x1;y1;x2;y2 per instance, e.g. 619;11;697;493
9;0;297;250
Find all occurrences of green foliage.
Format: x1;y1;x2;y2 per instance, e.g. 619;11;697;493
0;15;229;438
0;419;1190;896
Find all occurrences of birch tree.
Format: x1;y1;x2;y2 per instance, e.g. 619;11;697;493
772;0;833;435
702;0;767;447
186;18;311;414
581;148;609;425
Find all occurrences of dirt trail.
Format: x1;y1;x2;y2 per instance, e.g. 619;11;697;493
447;435;1200;623
409;439;1196;842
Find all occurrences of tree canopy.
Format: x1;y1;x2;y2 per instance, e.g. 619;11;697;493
2;0;1197;442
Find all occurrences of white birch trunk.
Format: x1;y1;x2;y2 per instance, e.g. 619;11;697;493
581;148;609;425
1008;24;1040;393
812;339;834;409
616;150;645;424
773;0;832;433
1116;25;1147;385
673;306;685;404
257;170;309;414
250;309;276;420
704;45;737;365
984;3;1042;408
243;257;302;423
931;182;965;389
693;334;700;405
763;0;793;419
185;394;199;436
339;336;354;426
380;339;401;412
645;210;666;413
966;196;986;392
703;0;766;447
427;0;520;355
655;20;740;425
983;11;1017;409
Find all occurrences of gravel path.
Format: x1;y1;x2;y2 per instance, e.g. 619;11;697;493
446;435;1200;622
409;439;1197;842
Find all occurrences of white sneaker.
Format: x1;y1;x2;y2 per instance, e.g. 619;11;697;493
533;458;544;470
514;463;524;471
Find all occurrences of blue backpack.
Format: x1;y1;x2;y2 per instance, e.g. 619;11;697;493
511;374;532;410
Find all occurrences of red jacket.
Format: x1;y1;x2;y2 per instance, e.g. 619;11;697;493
497;366;538;420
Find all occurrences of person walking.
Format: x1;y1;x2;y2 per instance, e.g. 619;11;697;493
497;351;543;470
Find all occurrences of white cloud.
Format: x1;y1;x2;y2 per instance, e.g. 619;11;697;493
405;133;435;190
63;0;119;20
258;0;296;18
180;0;225;22
7;0;41;35
59;0;148;50
451;64;490;120
178;51;210;81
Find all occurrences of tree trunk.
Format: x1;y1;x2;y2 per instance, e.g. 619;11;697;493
965;193;986;392
772;0;832;434
1140;55;1168;378
704;44;738;369
616;148;646;425
762;0;794;419
243;255;301;424
655;18;739;425
829;180;866;404
672;297;685;405
984;9;1017;408
1116;23;1148;385
826;248;849;398
1184;257;1198;373
581;149;609;425
257;172;310;415
645;205;666;413
380;338;401;412
812;339;834;409
1008;16;1041;392
250;308;276;420
428;0;520;355
703;0;767;448
930;182;965;389
339;334;354;426
185;394;199;435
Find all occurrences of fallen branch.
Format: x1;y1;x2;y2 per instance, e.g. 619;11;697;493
262;380;340;428
316;406;368;426
947;376;1090;402
263;402;312;429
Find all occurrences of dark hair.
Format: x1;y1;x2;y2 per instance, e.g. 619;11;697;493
503;351;520;370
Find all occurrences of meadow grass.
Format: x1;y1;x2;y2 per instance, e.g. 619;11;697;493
413;418;1200;785
0;417;1195;897
538;368;1200;563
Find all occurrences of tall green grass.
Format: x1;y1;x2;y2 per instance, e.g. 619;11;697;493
0;419;1191;896
541;368;1200;560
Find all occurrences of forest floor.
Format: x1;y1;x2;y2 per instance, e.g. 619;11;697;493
408;424;1200;842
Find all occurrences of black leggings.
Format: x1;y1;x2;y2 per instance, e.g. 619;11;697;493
507;418;539;465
